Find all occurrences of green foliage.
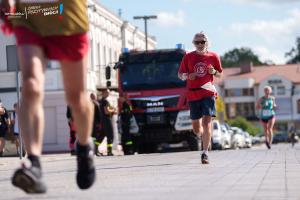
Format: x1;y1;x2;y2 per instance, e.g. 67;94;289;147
228;116;260;136
285;37;300;64
221;47;266;68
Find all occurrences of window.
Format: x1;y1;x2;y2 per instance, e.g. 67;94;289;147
89;39;94;70
102;46;106;65
297;99;300;114
276;98;291;115
115;51;118;62
225;102;255;118
225;90;229;97
232;89;240;96
270;86;275;95
242;88;254;96
96;43;100;68
6;45;19;72
225;88;254;97
109;48;112;64
236;103;242;115
225;89;242;97
277;86;285;95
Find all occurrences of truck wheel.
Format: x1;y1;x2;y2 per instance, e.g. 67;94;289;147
137;143;146;154
146;143;157;154
187;135;199;151
138;142;157;154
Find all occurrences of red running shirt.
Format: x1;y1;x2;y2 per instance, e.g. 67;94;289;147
178;51;222;102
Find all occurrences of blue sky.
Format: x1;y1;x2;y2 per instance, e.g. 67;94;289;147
98;0;300;64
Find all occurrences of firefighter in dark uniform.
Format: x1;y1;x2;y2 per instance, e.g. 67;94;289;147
0;102;9;157
90;93;102;156
119;95;134;155
98;89;116;156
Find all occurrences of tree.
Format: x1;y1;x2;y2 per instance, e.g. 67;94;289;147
221;47;266;68
285;37;300;64
228;116;260;136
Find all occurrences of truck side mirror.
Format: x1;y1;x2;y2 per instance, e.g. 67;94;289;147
105;66;111;80
113;61;124;69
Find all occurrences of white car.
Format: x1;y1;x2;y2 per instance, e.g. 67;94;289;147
212;120;225;150
230;127;246;149
242;131;252;148
221;125;232;149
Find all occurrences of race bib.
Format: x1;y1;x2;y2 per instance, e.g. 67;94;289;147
200;82;217;93
262;109;272;117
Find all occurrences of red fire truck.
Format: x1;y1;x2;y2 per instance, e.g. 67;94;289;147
114;47;199;153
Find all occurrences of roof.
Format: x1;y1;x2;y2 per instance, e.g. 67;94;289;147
215;64;300;85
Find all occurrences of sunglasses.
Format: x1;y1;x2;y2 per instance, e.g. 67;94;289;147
193;40;206;45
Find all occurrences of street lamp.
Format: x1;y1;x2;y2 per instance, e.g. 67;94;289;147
133;15;157;51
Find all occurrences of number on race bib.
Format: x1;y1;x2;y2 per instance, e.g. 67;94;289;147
262;109;272;117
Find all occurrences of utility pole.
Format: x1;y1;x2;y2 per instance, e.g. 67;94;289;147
133;15;157;51
15;64;23;159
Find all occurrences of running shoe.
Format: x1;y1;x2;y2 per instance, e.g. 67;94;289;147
265;141;271;149
11;162;47;194
201;153;209;164
76;140;96;189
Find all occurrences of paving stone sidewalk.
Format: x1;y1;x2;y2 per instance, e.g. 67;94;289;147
0;143;299;200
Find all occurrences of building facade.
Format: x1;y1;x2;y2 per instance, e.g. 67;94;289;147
0;0;156;152
216;64;300;132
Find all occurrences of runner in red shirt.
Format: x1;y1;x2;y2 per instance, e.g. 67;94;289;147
178;32;222;164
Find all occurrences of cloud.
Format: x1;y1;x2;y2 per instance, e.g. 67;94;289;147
226;0;299;5
222;8;300;64
228;9;300;44
253;46;286;64
220;0;300;8
155;10;185;27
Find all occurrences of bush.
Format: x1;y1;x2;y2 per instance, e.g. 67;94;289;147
228;116;260;136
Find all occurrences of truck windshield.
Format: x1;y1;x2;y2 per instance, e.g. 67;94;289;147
120;61;185;91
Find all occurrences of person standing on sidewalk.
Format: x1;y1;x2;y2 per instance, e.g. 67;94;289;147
1;0;95;193
256;86;276;149
0;101;10;157
178;32;222;164
289;126;297;148
90;93;102;156
119;95;134;155
99;89;117;156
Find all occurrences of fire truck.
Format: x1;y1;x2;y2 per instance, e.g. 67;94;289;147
114;47;199;153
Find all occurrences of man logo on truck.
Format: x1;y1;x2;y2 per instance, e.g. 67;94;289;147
146;102;164;107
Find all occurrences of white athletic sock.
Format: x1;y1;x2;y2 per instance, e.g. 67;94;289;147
203;150;208;155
